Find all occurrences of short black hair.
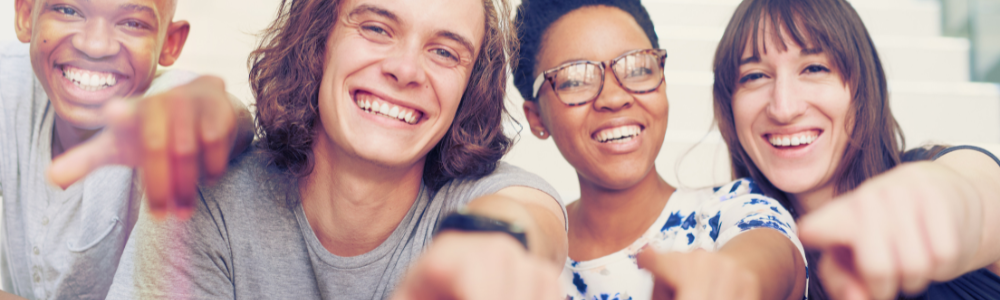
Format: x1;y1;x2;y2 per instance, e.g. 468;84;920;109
513;0;659;101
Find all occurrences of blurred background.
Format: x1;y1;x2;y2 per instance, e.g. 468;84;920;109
0;0;998;202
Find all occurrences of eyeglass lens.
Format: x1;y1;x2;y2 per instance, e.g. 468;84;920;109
551;51;663;105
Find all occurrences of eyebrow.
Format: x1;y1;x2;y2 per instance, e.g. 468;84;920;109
348;4;398;23
739;56;759;66
800;48;824;56
436;30;476;57
739;47;824;65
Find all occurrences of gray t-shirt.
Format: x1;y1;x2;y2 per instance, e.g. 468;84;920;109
107;149;564;300
0;42;199;300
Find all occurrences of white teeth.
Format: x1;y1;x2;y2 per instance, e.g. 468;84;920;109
769;133;818;147
62;66;118;91
595;125;642;143
354;93;422;125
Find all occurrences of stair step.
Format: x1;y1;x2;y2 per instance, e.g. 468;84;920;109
642;0;941;37
659;26;971;82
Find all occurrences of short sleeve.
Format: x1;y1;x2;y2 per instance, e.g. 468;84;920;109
143;69;201;97
106;192;236;299
931;145;1000;167
706;178;806;267
436;162;567;231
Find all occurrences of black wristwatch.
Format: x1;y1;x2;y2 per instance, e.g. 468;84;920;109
435;209;529;250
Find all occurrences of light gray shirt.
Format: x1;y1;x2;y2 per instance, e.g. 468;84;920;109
107;149;564;300
0;42;198;300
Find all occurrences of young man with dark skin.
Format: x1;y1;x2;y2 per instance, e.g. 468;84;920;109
1;0;253;298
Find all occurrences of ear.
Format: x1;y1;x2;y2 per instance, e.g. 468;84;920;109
14;0;34;43
522;101;549;139
158;20;190;66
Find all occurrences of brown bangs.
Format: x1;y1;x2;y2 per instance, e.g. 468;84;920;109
713;0;904;216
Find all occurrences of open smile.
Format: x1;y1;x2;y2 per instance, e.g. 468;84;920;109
592;124;644;144
764;129;822;150
353;90;424;125
60;65;125;92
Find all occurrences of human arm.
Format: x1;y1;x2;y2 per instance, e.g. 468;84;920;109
0;290;27;300
46;75;254;218
390;185;568;299
636;180;807;300
799;147;1000;299
637;229;806;300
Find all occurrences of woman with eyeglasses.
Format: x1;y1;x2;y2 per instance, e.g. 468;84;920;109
513;0;807;299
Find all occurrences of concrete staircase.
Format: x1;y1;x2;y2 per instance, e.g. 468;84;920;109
501;0;1000;201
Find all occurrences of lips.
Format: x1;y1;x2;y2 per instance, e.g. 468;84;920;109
593;124;643;143
765;129;821;148
353;90;424;125
60;65;123;91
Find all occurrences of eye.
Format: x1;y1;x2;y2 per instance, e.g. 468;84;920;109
739;72;766;84
803;64;830;74
557;80;585;91
120;20;149;30
53;6;80;17
361;24;389;36
432;48;458;62
627;67;653;78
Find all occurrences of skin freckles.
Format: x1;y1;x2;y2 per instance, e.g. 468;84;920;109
732;28;852;206
314;0;484;170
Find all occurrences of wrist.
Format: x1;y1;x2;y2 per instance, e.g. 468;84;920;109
436;209;528;250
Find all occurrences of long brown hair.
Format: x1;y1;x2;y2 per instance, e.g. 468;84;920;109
248;0;518;190
712;0;905;298
713;0;904;216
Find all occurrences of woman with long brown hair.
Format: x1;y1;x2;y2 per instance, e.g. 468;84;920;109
712;0;1000;298
104;0;569;298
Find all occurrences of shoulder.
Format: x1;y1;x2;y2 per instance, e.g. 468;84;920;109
198;145;293;209
437;162;561;203
143;69;201;97
0;41;29;58
0;42;34;99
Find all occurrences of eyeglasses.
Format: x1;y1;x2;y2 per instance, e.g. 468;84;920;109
531;48;667;106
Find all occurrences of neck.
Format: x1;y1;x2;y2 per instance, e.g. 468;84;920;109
792;183;836;215
51;114;100;159
299;131;425;257
568;167;675;260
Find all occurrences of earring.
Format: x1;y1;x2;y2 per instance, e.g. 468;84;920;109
533;127;549;138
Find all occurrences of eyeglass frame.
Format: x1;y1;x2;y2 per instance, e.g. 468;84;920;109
531;48;668;106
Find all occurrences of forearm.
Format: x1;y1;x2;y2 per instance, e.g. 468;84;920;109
464;188;567;264
719;229;806;300
0;290;27;300
935;149;1000;271
227;93;254;158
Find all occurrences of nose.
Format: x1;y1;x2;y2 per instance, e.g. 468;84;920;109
592;66;633;112
766;76;808;124
380;45;428;89
71;19;120;59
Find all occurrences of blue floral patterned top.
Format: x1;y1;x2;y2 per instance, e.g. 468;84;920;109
561;178;808;300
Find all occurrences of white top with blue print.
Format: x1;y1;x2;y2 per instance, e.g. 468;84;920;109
560;178;808;300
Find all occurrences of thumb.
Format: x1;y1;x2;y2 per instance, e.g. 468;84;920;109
47;131;117;189
638;249;681;300
46;99;137;189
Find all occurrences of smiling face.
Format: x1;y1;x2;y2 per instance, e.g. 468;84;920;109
525;5;667;190
314;0;484;169
732;27;852;200
15;0;185;129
